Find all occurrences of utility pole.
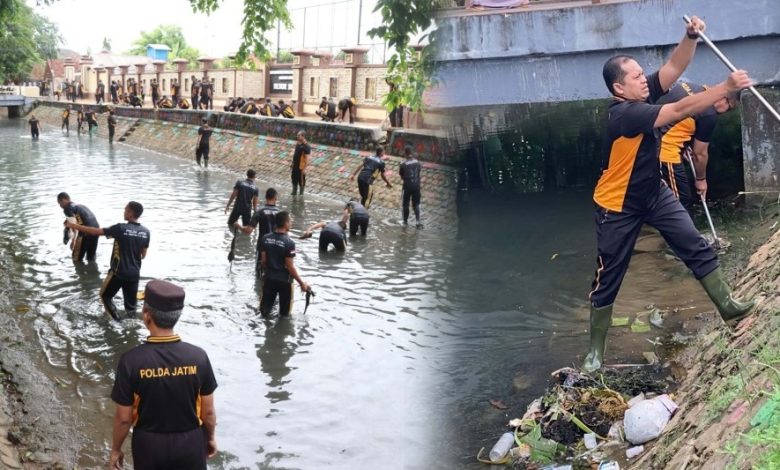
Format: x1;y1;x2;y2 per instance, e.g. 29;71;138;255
276;19;281;61
357;0;363;44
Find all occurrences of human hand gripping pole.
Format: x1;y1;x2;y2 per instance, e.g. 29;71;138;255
683;15;780;124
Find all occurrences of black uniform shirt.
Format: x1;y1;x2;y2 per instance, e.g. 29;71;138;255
29;118;39;131
260;232;296;283
198;126;212;148
233;179;259;213
358;156;386;184
111;335;218;433
108;115;117;129
292;143;311;169
322;221;346;238
399;158;422;191
249;204;280;239
64;202;99;228
346;201;369;220
103;222;150;279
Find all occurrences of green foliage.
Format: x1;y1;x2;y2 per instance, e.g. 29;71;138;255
128;24;200;65
0;0;61;83
190;0;291;63
276;51;295;64
368;0;440;113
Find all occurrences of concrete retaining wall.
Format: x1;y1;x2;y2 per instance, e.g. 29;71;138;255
741;87;780;196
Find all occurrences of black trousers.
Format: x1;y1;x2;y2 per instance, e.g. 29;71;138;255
661;161;694;215
350;216;369;236
291;168;306;195
72;234;98;262
132;427;207;470
358;180;373;208
389;105;404;127
227;207;251;226
319;232;346;252
109;126;115;143
260;278;294;317
196;145;209;167
62;119;69;132
31;129;39;139
100;271;139;318
192;95;200;109
589;184;718;308
402;188;421;222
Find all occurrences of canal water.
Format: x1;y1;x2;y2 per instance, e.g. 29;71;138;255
0;119;456;469
1;110;729;469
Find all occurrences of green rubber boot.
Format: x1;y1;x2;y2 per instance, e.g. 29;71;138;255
700;267;755;323
582;304;613;373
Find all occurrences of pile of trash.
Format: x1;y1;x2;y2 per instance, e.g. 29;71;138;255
477;367;676;469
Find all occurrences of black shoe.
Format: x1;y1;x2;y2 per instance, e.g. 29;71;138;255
104;301;121;321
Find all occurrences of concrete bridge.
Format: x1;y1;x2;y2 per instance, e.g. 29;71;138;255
430;0;780;108
0;86;39;118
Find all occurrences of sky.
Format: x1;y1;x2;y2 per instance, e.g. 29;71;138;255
30;0;389;62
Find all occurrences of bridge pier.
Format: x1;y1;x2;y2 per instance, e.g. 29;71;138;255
742;88;780;199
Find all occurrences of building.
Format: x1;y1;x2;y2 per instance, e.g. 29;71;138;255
146;44;172;61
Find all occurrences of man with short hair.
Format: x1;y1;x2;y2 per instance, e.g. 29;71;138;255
240;98;258;114
236;187;281;276
28;115;41;140
171;79;180;108
61;105;71;134
107;110;117;144
302;216;348;252
225;169;259;226
399;145;422;228
337;97;356;124
583;16;755;372
191;76;200;110
656;82;740;213
66;201;150;320
260;211;309;317
291;131;311;196
58;192;100;263
350;146;392;208
199;76;210;110
109;279;217;470
151;79;160;109
278;100;295;119
345;198;370;236
196;118;213;168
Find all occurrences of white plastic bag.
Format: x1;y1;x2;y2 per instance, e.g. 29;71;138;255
623;394;678;444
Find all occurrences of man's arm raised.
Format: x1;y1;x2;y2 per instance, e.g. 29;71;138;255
658;16;705;92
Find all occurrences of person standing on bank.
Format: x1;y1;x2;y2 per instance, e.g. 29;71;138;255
225;169;259;226
58;192;100;263
196;118;212;168
107;110;117;144
350;146;393;208
28;115;41;140
399;145;423;228
259;211;309;317
191;76;200;110
656;82;740;215
151;79;160;109
236;187;281;276
291;131;311;196
66;201;150;321
582;16;755;373
109;279;218;470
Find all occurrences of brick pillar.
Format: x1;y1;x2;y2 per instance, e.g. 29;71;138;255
291;50;314;115
341;47;370;100
172;58;188;99
119;65;130;94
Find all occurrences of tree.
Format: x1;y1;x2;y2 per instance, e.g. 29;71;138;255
102;36;111;51
0;0;61;83
128;25;200;66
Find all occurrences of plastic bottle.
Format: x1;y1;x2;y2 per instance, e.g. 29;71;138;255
489;432;515;462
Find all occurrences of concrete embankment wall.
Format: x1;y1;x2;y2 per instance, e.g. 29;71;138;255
32;103;458;226
741;87;780;197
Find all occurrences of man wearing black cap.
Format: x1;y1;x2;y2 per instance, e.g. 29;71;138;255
225;169;259;226
260;211;309;317
66;201;150;320
109;279;218;470
57;192;100;263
